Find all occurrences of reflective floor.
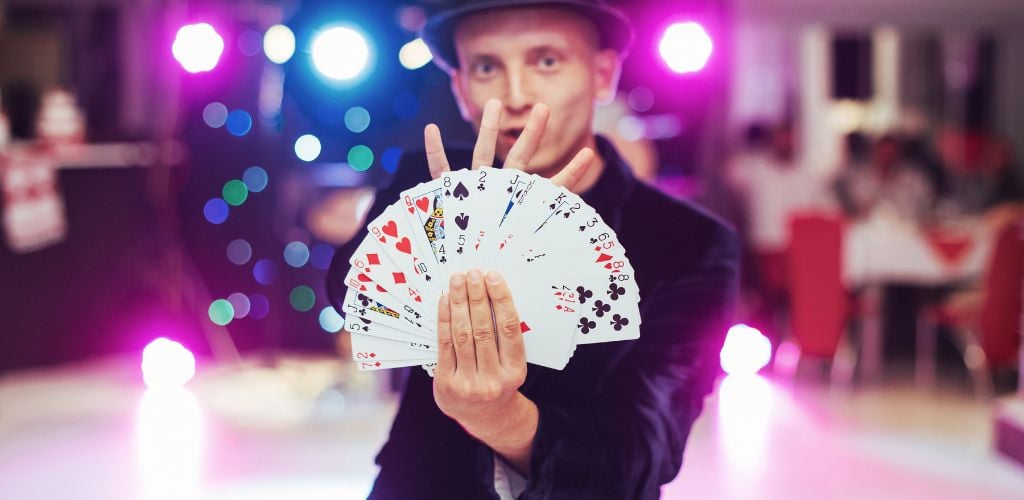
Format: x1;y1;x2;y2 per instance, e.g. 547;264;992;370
1;355;1022;499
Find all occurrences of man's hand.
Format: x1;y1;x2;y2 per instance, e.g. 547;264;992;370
423;98;595;188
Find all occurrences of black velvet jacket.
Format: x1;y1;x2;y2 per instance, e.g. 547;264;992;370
327;136;740;499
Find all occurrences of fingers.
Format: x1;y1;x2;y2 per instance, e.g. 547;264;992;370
466;270;500;373
551;147;595;190
485;271;526;370
503;103;550;171
435;293;456;379
424;124;451;180
447;273;477;374
471;99;503;169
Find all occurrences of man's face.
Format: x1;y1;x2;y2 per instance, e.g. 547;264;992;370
451;7;618;176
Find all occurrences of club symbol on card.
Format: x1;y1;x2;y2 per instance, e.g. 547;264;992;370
457;247;464;255
577;317;596;334
590;237;598;244
611;314;630;331
357;294;372;307
440;256;447;264
477;184;485;191
453;182;469;200
608;283;625;300
455;213;469;230
576;286;593;304
592;300;611;317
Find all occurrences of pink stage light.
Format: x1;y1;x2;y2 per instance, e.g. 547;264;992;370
658;21;713;74
141;338;196;388
720;324;772;375
172;23;224;73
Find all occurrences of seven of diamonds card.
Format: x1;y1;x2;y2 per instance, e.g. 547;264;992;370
337;168;641;371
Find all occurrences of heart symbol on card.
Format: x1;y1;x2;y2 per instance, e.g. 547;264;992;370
376;285;388;293
453;182;470;200
416;197;430;213
358;273;372;282
455;213;469;230
382;221;399;238
395;237;412;254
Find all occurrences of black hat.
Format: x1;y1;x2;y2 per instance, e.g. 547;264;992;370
420;0;634;72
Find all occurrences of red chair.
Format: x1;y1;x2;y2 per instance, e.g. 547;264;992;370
788;214;847;358
928;221;1024;398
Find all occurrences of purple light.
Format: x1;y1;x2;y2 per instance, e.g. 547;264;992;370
248;293;270;319
658;21;712;74
719;324;772;375
173;23;225;73
141;338;196;388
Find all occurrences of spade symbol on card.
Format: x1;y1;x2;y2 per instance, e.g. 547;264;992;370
453;182;470;200
455;213;469;230
507;185;514;193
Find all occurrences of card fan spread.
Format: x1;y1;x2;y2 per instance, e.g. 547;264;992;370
339;167;641;372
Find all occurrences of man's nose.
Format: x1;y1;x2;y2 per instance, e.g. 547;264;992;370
503;67;534;115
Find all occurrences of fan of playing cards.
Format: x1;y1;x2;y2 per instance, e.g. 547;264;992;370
340;167;640;371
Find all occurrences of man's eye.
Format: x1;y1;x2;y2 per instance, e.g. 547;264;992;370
474;63;496;75
539;56;559;69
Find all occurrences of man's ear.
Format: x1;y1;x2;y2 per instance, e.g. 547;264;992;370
593;49;621;106
449;70;474;123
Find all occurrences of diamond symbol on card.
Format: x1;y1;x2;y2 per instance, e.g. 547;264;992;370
369;353;376;358
374;362;381;367
393;272;406;284
367;253;380;265
520;321;531;333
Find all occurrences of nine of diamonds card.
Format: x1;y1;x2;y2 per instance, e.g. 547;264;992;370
339;167;641;372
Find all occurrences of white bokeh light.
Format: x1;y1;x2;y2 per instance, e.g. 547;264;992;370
719;324;772;375
141;338;196;388
294;134;322;162
658;21;713;74
263;24;296;64
172;23;224;73
311;26;371;81
399;38;433;70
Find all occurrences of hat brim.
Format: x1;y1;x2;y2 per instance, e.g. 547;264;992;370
420;0;634;72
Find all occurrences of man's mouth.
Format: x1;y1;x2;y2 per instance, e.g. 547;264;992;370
500;128;524;143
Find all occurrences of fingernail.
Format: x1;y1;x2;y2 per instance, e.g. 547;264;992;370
468;270;482;284
451;274;465;287
486;271;502;285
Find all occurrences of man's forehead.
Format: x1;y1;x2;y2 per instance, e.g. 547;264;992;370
453;6;598;58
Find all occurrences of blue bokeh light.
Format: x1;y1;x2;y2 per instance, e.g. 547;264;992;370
253;259;279;285
283;241;310;268
226;109;253;136
203;198;230;224
310;243;335;270
242;166;269;193
381;147;402;174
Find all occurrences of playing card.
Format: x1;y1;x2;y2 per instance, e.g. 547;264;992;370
349;237;434;318
503;273;583;370
401;179;450;278
344;314;435;347
340;284;432;339
439;169;476;274
366;204;442;296
354;357;437;371
349;331;435;361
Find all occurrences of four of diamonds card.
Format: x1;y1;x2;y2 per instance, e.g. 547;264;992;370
339;167;641;372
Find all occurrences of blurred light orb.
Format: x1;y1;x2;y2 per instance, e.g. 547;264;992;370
203;198;229;224
659;21;713;74
225;109;253;137
399;38;433;70
319;306;345;333
202;102;229;128
208;299;235;326
141;338;196;388
344;106;371;133
616;116;645;142
720;324;772;375
226;238;252;265
348;145;374;171
237;30;263;56
173;23;224;73
248;293;270;319
396;5;427;33
290;285;316;312
295;134;322;162
227;292;251;319
253;259;279;285
263;24;296;64
284;241;310;268
242;166;269;192
311;26;370;81
627;86;655;113
222;179;249;206
381;147;402;174
310;243;335;270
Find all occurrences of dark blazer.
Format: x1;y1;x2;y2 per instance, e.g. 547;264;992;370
327;136;740;499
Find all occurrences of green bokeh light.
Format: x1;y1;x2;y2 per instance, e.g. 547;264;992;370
289;285;316;312
208;299;235;326
222;179;249;206
348;145;374;171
